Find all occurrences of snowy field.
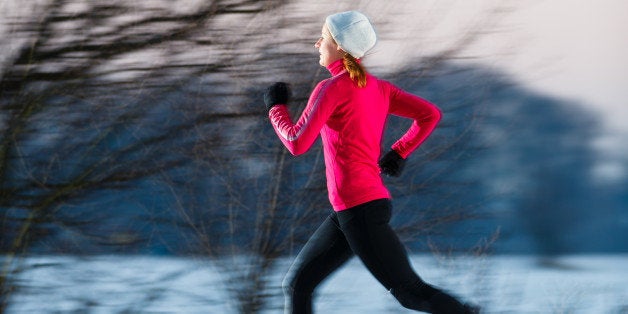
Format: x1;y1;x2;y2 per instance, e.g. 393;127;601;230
4;254;628;313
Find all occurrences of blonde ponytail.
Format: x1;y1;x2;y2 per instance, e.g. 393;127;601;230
342;53;367;88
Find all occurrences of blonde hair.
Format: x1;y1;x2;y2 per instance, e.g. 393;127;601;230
325;25;368;88
342;53;367;88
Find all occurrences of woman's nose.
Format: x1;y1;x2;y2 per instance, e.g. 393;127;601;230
314;37;322;48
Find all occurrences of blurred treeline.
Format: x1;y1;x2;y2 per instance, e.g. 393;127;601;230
1;0;626;312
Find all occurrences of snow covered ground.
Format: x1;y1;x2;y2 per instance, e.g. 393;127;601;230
4;254;628;313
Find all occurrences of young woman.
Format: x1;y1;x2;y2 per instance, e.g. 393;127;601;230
264;11;479;314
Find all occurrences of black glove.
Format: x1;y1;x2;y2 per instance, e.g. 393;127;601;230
264;82;291;111
379;150;406;177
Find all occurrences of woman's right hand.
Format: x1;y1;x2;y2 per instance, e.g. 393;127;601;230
379;150;406;177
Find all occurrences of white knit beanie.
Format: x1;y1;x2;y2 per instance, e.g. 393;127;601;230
325;11;377;59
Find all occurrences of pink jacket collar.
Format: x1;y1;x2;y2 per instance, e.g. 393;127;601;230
326;59;346;76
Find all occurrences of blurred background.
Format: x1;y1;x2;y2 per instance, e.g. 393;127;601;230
1;0;626;313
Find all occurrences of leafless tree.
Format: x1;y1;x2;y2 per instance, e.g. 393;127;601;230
0;0;290;310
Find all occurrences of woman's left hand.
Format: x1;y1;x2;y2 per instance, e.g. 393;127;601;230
264;82;291;111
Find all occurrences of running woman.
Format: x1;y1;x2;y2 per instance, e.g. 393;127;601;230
264;11;479;314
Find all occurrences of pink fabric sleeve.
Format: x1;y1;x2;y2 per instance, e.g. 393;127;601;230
386;83;442;159
268;79;336;156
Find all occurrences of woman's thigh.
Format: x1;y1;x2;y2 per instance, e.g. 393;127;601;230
283;213;354;293
336;199;420;289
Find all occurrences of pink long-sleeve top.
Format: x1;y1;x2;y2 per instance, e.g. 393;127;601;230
269;59;441;211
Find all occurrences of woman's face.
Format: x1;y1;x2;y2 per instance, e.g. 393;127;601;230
315;24;344;67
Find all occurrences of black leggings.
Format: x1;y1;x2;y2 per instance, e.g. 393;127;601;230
282;199;470;314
